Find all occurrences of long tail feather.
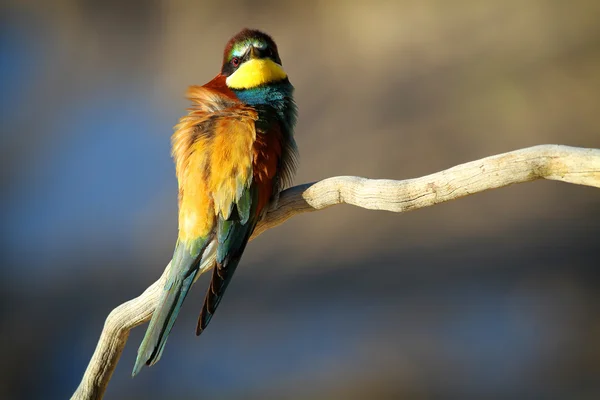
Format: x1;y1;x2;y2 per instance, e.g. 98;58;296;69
132;240;207;376
196;255;244;335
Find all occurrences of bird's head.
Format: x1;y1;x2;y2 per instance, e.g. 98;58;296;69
221;29;288;90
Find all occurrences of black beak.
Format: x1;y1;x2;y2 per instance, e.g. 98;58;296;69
248;46;259;59
244;45;265;61
242;45;280;65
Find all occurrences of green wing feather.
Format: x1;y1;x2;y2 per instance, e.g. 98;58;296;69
196;185;259;334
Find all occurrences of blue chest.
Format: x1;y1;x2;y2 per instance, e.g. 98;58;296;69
232;82;297;134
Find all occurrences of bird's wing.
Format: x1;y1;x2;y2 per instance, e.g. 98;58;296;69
177;85;268;336
175;85;276;336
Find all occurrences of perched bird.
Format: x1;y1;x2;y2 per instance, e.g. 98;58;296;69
132;29;297;375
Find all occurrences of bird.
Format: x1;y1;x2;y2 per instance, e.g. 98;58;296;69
132;28;297;376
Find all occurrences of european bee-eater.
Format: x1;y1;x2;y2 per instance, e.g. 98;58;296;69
133;29;297;375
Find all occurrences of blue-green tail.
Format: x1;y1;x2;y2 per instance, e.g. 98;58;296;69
132;239;209;376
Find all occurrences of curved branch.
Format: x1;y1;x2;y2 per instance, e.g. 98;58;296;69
71;144;600;400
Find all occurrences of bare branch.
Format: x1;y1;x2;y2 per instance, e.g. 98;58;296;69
71;144;600;400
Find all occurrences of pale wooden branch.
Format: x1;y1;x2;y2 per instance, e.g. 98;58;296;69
71;144;600;400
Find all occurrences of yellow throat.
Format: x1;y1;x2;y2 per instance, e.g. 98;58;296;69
226;58;287;89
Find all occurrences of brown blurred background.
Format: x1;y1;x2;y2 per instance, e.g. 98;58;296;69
1;0;600;399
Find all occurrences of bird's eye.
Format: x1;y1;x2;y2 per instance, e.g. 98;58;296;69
231;57;240;67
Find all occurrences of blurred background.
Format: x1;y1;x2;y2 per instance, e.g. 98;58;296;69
1;0;600;399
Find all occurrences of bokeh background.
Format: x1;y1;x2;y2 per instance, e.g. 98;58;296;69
2;0;600;399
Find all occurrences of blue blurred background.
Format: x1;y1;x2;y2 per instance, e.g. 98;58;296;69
1;1;600;399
